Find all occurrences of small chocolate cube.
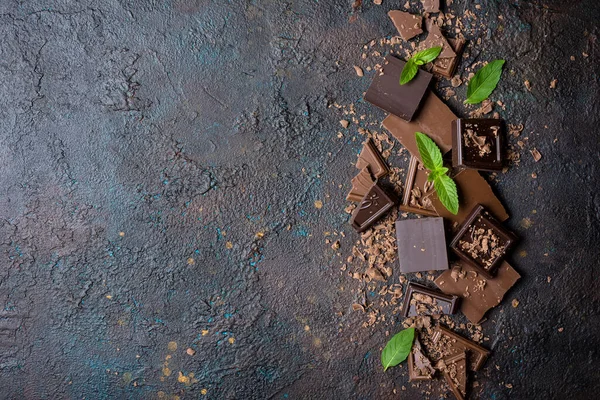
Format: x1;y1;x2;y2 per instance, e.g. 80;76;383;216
452;119;504;171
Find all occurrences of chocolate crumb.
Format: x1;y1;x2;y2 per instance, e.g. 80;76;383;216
354;65;364;77
530;148;542;162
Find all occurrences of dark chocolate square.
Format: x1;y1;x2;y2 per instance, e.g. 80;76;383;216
401;282;459;317
452;118;504;171
364;55;433;121
350;184;397;232
450;205;517;278
395;217;449;273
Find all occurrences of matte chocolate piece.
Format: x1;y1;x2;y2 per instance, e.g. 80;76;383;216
346;168;374;202
388;10;423;41
364;56;432;122
400;155;437;216
435;261;521;324
424;168;509;225
350;184;397;232
422;0;440;13
440;352;467;400
450;205;517;278
395;217;448;273
419;20;455;58
401;282;459;317
453;119;504;171
408;338;435;381
383;91;456;159
432;38;466;78
431;325;490;371
356;139;389;178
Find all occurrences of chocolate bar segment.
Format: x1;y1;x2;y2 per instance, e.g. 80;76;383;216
401;282;459;317
452;119;504;171
435;261;521;324
432;38;466;78
400;155;437;216
419;20;455;58
408;337;435;381
364;55;432;122
431;325;490;371
346;168;374;202
395;217;449;273
450;205;517;278
440;352;467;400
356;139;389;178
350;184;397;232
388;10;423;41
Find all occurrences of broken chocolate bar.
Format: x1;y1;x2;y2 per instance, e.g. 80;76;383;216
431;325;490;371
346;168;374;202
422;0;440;13
356;139;389;178
435;261;521;324
453;119;504;171
450;205;517;278
383;91;456;159
401;282;459;317
432;38;466;78
388;10;422;41
419;20;455;58
440;352;467;400
350;183;397;232
408;337;435;381
400;156;437;216
395;217;449;273
364;55;432;121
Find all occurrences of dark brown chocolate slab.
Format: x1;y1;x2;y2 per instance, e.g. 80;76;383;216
432;38;466;78
408;337;435;381
401;282;459;317
400;155;438;216
356;139;389;178
350;184;397;232
346;168;374;202
424;168;509;226
450;205;517;278
431;325;490;371
440;352;467;400
388;10;423;41
419;20;455;58
364;56;432;122
435;260;521;324
395;217;448;273
453;119;504;171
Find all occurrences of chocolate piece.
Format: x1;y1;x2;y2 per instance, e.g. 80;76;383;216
408;338;435;381
431;325;490;371
421;0;440;13
432;38;466;78
395;217;448;273
453;119;504;171
419;20;455;58
400;156;437;216
346;168;374;202
356;139;389;178
424;168;509;225
435;261;521;324
388;11;423;41
440;352;467;400
350;184;397;232
383;92;456;158
401;282;459;317
450;205;517;278
364;56;432;122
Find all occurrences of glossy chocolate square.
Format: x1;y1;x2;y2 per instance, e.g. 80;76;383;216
350;184;397;232
452;119;504;171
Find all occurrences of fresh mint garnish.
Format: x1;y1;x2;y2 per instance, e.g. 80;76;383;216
399;46;442;85
381;327;415;371
415;132;459;215
464;59;505;104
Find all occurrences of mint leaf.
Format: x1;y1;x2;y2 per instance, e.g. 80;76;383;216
415;132;443;171
427;167;448;182
399;59;418;85
465;59;505;104
434;174;459;215
399;46;442;85
381;328;415;371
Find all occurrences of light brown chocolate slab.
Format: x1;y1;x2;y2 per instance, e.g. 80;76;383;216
346;168;374;202
356;139;389;178
440;352;467;400
419;20;455;58
388;10;423;41
422;0;440;13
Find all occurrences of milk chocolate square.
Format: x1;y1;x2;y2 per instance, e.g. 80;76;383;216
395;217;449;273
350;184;397;232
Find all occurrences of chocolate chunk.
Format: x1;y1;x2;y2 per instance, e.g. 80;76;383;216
400;156;437;216
364;55;432;121
432;38;466;78
346;168;374;202
431;325;490;371
450;205;518;278
388;11;423;41
401;282;459;317
420;20;455;58
453;119;504;171
439;352;467;400
350;184;397;232
421;0;440;13
424;168;509;225
435;260;521;324
395;217;449;273
356;139;389;178
408;337;435;381
383;91;456;158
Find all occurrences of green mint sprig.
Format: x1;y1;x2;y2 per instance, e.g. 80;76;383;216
399;46;443;85
415;132;459;215
381;327;415;371
464;59;505;104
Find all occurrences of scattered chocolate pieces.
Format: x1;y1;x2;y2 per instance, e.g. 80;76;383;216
387;11;423;41
356;139;390;178
401;282;459;317
408;337;435;381
395;217;449;273
346;168;375;202
452;118;504;171
350;183;397;232
439;352;467;400
400;155;437;216
431;325;490;371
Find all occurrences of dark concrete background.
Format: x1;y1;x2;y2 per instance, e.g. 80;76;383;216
0;0;599;399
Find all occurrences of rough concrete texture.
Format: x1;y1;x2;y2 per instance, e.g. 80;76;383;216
0;0;598;399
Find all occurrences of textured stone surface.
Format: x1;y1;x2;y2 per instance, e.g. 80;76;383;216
0;0;598;399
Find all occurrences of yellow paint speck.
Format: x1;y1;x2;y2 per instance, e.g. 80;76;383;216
177;372;190;384
201;330;209;336
225;241;233;249
201;389;208;395
187;257;195;265
168;341;178;351
165;354;171;360
255;231;264;239
119;232;125;237
314;200;323;209
228;337;235;344
313;337;322;348
304;325;310;331
519;250;527;258
162;367;171;376
106;295;112;299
